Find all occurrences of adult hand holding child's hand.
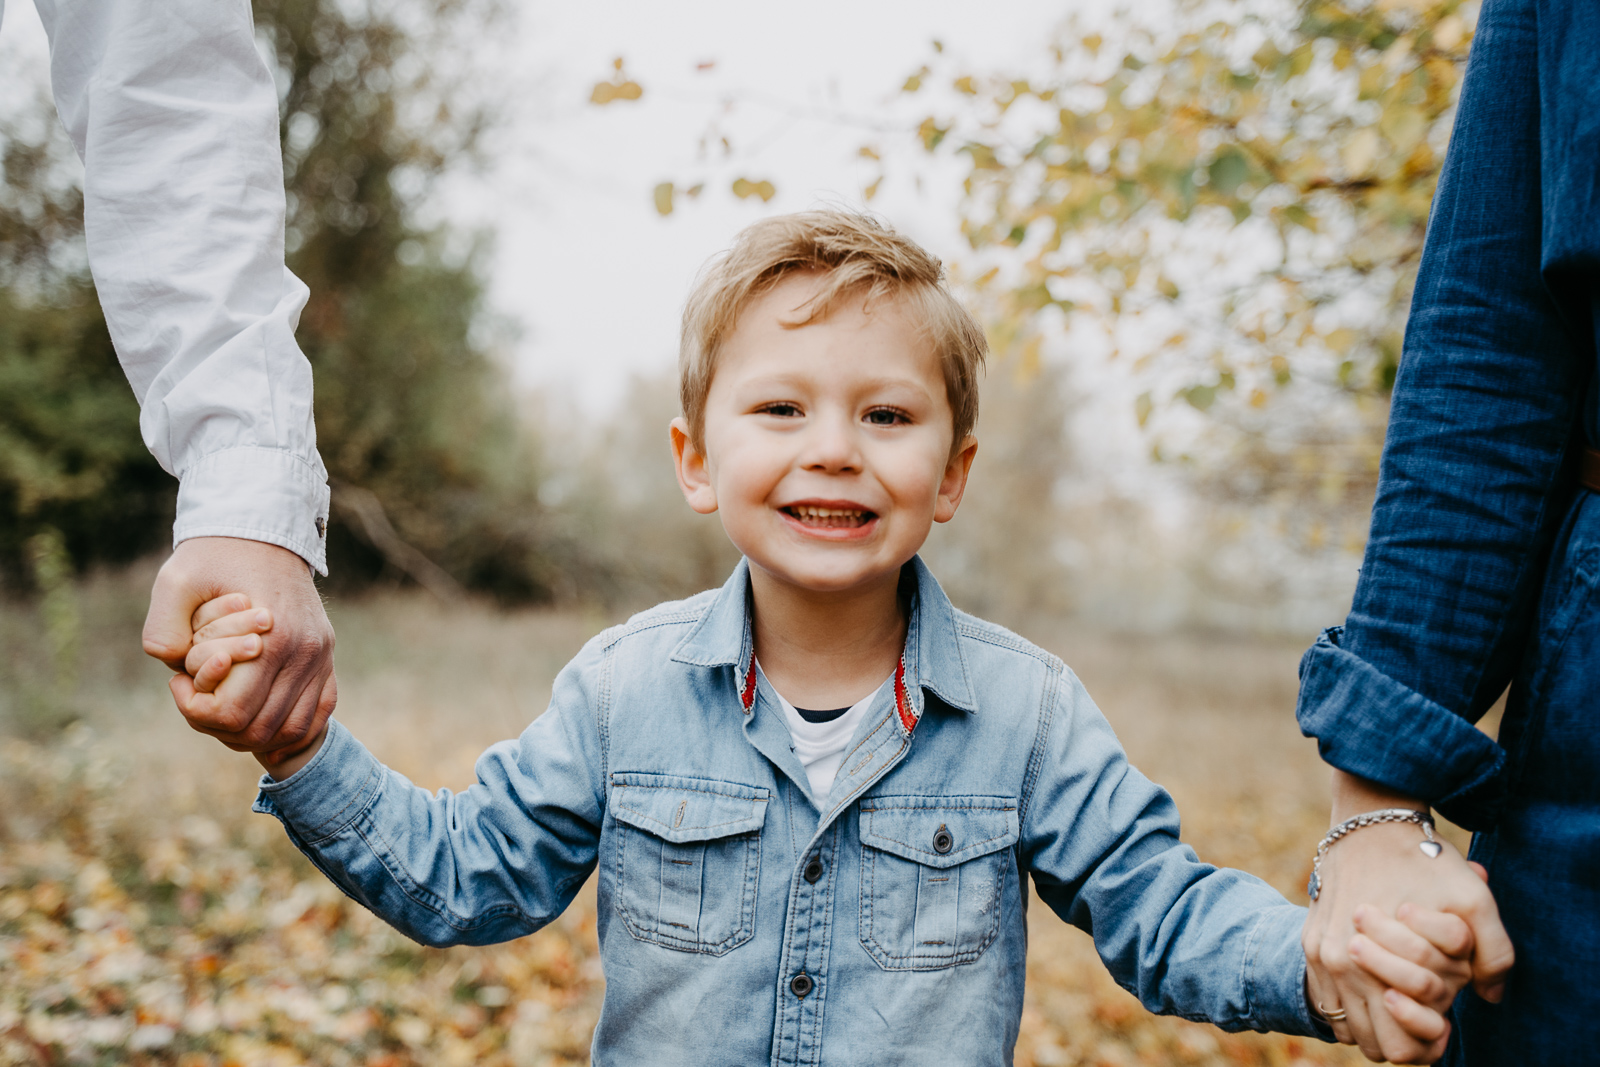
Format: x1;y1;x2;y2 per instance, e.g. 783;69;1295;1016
143;536;337;767
1303;771;1513;1064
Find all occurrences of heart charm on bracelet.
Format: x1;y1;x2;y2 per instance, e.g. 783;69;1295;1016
1419;840;1443;858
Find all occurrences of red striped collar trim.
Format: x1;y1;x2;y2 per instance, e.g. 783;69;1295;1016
893;656;916;733
741;652;759;712
741;651;918;734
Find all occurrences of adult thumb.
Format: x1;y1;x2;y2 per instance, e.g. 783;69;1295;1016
142;551;216;670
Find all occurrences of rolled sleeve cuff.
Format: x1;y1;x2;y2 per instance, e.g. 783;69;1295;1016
175;447;332;575
253;720;382;842
1297;627;1506;829
1243;906;1335;1040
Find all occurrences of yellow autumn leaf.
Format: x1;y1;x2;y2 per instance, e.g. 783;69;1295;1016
1342;128;1380;177
732;177;777;202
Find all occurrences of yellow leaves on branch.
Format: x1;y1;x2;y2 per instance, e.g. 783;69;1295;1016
652;181;704;217
911;0;1475;417
731;177;777;202
590;57;643;106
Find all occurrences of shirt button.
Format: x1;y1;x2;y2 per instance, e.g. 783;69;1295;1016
790;972;813;999
932;825;954;854
803;858;823;883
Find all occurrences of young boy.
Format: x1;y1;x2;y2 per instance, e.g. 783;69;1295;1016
184;211;1471;1065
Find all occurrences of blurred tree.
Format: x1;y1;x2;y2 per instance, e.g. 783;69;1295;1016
890;0;1473;553
0;98;174;588
256;0;551;598
1;0;563;601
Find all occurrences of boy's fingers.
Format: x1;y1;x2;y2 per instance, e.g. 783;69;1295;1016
1394;903;1474;960
1348;934;1452;1012
192;651;235;694
1381;988;1451;1046
1366;988;1447;1066
184;634;263;682
170;672;223;726
193;607;273;645
1466;861;1489;884
191;593;253;633
1354;906;1443;967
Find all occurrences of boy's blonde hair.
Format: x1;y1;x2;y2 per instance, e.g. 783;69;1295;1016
679;210;987;452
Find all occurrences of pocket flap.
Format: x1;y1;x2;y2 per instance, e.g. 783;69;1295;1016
859;795;1019;869
611;772;770;844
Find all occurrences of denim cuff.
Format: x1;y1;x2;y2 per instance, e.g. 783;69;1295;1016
1297;628;1506;830
1244;905;1335;1040
252;720;383;842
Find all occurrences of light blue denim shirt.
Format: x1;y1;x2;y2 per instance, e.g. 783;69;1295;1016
255;558;1325;1065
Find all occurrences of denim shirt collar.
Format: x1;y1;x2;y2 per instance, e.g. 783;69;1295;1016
668;555;978;715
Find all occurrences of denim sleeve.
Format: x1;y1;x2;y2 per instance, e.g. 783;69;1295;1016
1296;0;1596;830
1025;669;1330;1040
252;636;610;947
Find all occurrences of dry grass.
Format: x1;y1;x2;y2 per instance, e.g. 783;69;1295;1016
0;566;1415;1066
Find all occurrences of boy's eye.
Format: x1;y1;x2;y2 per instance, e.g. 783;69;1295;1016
864;408;908;426
759;403;803;418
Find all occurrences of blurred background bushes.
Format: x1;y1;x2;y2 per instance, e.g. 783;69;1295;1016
1;0;567;602
1;0;1475;629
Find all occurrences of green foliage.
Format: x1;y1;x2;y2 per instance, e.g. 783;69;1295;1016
0;104;175;585
1;0;566;600
893;0;1473;547
256;0;553;598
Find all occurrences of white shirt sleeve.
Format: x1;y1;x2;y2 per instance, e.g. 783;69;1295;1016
23;0;332;572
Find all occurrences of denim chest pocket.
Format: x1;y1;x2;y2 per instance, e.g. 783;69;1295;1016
610;773;769;956
858;796;1019;970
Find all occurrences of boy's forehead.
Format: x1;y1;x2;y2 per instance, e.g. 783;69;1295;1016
718;315;939;398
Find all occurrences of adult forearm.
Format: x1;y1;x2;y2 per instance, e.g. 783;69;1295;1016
1329;770;1425;823
1297;0;1586;830
37;0;331;571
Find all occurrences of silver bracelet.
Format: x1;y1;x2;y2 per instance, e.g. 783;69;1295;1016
1307;807;1440;901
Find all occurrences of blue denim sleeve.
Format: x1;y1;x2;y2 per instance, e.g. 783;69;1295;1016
1026;669;1330;1040
252;635;610;947
1296;0;1596;830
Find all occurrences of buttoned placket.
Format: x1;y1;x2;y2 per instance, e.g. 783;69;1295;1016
734;604;926;1067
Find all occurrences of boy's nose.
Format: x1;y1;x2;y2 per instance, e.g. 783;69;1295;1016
800;414;863;473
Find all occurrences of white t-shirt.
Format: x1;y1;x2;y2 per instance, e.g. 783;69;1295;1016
760;664;891;803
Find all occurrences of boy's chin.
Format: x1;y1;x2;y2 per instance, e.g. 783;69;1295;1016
747;550;919;597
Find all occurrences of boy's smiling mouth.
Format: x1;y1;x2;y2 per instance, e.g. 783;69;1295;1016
780;503;877;530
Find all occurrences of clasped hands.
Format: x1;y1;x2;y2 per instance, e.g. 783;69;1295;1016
146;542;1511;1065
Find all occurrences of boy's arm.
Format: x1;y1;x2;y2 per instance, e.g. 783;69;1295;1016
1022;667;1326;1038
251;638;610;948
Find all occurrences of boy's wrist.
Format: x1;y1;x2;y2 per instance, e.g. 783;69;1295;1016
256;722;330;780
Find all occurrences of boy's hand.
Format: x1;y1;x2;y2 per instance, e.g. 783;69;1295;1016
1342;901;1475;1063
144;536;336;756
180;593;275;693
168;591;335;774
1305;773;1511;1063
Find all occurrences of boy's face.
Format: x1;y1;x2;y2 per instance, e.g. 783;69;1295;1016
672;271;977;598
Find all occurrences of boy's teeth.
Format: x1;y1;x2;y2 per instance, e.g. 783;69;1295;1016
790;505;869;527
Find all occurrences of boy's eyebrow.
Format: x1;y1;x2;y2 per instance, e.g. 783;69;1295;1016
733;373;938;400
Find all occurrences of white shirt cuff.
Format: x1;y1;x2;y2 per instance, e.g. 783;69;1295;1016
174;447;331;574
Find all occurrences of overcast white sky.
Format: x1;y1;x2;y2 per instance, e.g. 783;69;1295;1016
476;0;1078;409
3;0;1084;411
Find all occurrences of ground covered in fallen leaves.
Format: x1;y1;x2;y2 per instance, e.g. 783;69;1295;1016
1;582;1408;1066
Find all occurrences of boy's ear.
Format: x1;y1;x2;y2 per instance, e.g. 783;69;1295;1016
934;435;979;523
670;417;719;515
